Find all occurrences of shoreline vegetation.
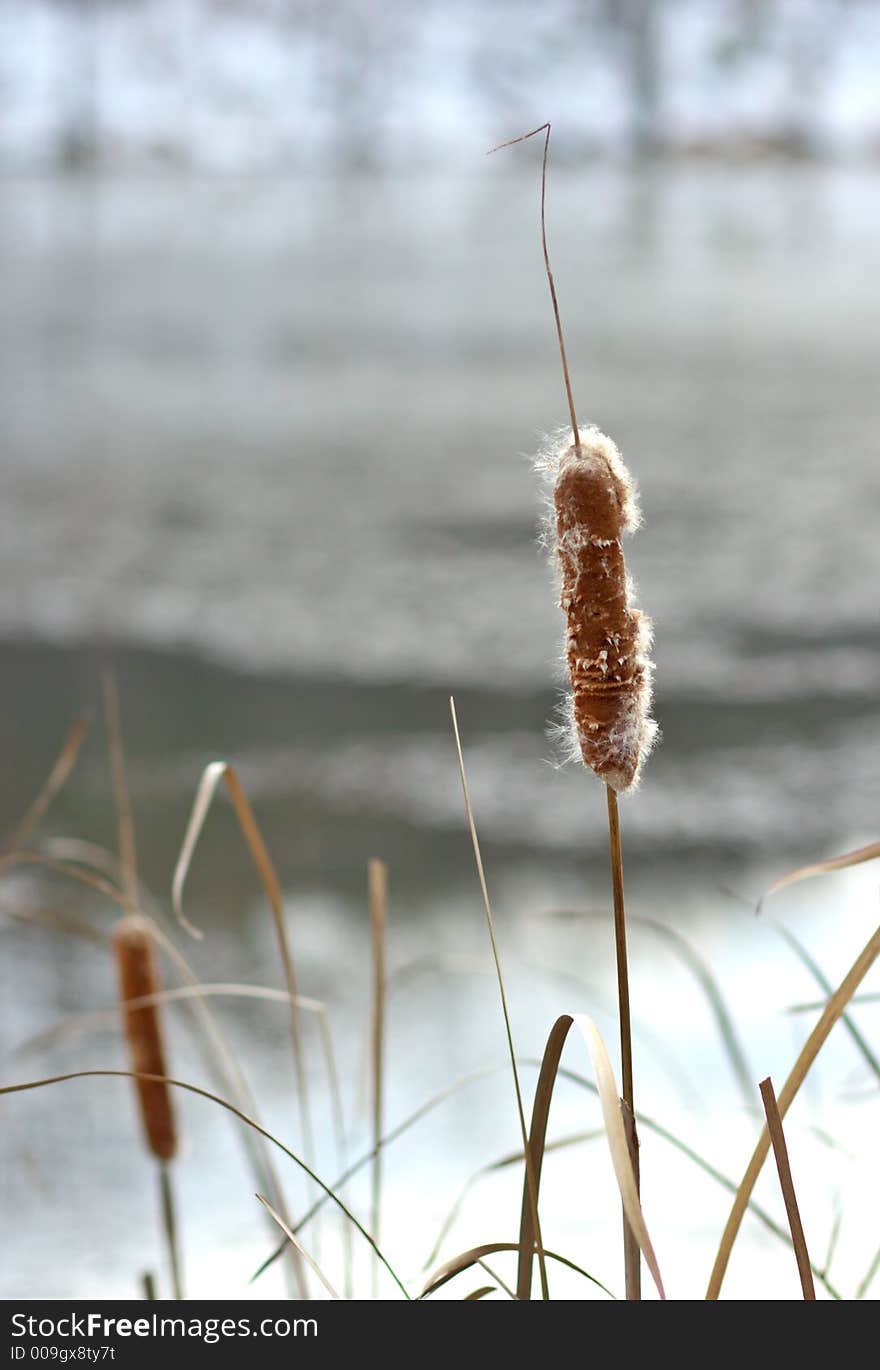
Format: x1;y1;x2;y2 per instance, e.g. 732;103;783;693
0;647;877;1299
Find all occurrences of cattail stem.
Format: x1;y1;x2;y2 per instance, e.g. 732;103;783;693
159;1160;184;1300
606;784;641;1300
489;123;579;449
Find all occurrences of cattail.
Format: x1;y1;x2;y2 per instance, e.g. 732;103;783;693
500;121;653;1299
112;915;178;1162
540;424;658;793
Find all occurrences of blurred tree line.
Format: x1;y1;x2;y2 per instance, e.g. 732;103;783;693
1;0;877;170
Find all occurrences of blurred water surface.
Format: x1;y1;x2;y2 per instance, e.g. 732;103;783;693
2;165;879;866
1;166;879;1299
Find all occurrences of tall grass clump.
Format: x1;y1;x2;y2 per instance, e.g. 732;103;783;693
3;662;880;1299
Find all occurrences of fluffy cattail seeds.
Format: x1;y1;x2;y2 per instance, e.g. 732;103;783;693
113;915;178;1162
543;425;657;792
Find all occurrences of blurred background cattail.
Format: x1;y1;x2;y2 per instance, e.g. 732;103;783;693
113;914;182;1298
113;914;177;1162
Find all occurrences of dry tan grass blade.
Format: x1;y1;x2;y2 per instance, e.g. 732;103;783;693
172;760;240;940
1;901;107;945
759;840;880;908
759;1076;815;1299
256;1194;341;1300
17;983;329;1070
1;714;90;857
171;760;315;1192
517;1012;664;1300
707;917;880;1298
477;1259;516;1299
0;851;125;906
421;1241;609;1300
449;697;549;1300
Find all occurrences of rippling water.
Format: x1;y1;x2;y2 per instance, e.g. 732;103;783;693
2;167;880;863
1;167;878;1298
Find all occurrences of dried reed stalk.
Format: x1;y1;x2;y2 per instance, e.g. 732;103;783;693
1;713;90;857
497;122;657;1300
707;916;880;1298
450;699;550;1300
758;1076;815;1299
257;1194;342;1301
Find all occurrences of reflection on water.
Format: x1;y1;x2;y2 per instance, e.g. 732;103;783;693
1;167;879;1298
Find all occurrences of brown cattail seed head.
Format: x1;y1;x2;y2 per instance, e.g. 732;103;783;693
541;425;657;792
112;915;178;1162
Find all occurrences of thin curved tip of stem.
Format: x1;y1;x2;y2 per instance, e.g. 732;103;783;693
486;123;550;157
